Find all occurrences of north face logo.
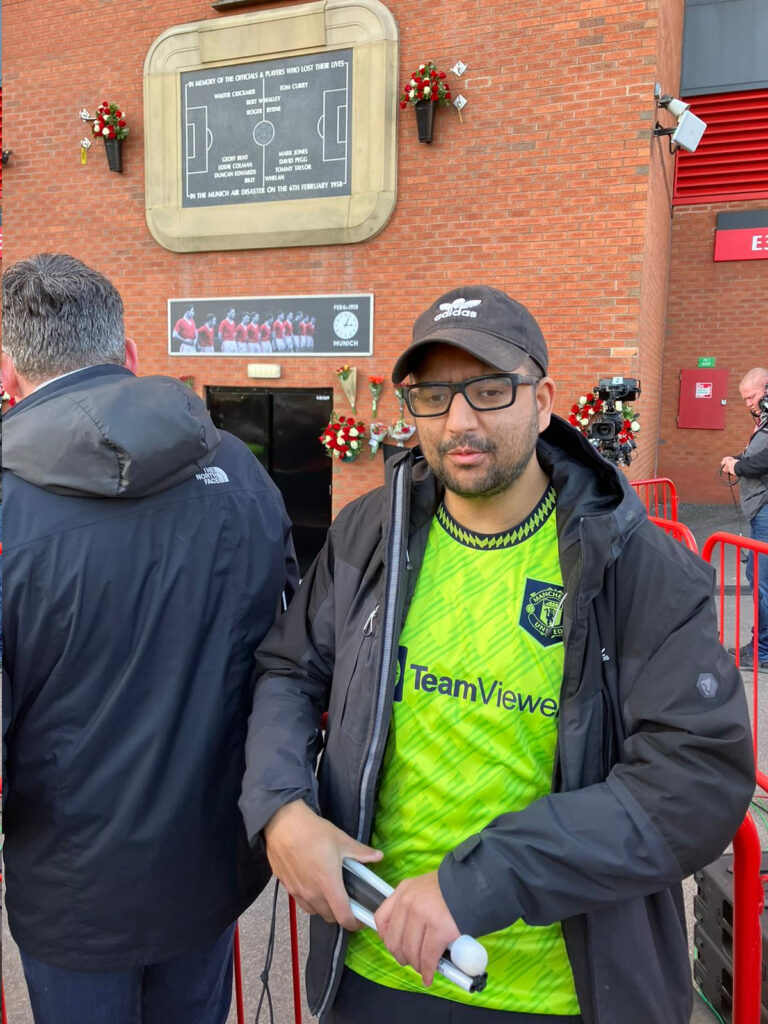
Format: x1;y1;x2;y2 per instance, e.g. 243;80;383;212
196;466;229;485
434;298;482;322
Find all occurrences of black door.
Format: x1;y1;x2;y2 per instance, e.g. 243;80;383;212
206;387;332;575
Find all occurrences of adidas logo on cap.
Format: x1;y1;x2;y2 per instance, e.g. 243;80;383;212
434;298;482;321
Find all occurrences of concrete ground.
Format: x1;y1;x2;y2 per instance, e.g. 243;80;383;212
3;503;765;1024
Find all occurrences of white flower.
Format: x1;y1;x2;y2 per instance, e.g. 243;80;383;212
579;395;587;405
102;127;110;136
580;416;589;426
411;79;417;87
419;64;426;71
423;85;431;97
615;400;623;412
350;440;359;450
349;428;359;438
631;420;640;431
409;88;416;100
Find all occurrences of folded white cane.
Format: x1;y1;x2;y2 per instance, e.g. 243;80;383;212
341;858;488;993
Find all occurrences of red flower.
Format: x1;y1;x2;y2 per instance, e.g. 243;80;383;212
568;414;578;425
399;101;407;110
439;72;446;79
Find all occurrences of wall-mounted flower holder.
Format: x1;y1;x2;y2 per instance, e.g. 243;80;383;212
79;102;128;173
399;61;452;144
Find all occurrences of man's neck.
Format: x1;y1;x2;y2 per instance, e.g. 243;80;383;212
442;460;551;535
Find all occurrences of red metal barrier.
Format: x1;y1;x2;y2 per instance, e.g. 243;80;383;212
631;477;679;520
288;895;303;1024
233;924;245;1024
648;516;698;553
702;531;767;756
701;533;768;1024
732;803;765;1024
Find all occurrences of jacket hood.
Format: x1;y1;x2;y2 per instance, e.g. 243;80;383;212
3;365;221;498
385;414;646;590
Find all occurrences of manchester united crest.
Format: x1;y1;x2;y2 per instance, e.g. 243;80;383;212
520;577;565;647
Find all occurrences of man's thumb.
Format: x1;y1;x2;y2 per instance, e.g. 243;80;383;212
347;840;383;864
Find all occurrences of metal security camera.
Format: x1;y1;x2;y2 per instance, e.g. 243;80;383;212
653;91;707;154
671;109;707;154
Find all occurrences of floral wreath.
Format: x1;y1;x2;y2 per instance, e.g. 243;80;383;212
399;61;452;108
568;392;640;447
319;412;366;462
92;101;129;141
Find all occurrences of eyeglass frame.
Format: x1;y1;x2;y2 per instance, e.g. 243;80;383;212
399;373;541;418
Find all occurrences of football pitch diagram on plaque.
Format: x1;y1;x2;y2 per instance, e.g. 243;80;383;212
181;50;352;208
143;0;398;251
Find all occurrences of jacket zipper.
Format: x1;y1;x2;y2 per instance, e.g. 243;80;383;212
316;461;406;1019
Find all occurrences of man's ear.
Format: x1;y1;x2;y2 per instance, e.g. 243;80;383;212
2;351;25;401
124;337;139;374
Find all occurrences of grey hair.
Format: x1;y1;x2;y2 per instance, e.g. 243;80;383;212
2;253;125;382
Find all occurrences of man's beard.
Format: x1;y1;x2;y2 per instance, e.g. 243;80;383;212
429;412;540;499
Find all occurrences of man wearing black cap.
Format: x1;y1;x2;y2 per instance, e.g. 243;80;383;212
241;286;753;1024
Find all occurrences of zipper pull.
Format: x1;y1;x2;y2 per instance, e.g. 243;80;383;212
362;605;380;636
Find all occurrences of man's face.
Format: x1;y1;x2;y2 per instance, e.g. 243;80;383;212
227;309;235;320
185;307;195;319
740;376;768;417
411;345;552;499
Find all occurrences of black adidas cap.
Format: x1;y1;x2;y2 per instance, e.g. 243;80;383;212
392;285;548;383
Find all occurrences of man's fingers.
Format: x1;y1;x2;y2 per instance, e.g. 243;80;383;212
418;927;446;987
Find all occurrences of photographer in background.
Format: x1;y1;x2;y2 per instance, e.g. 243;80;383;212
721;366;768;669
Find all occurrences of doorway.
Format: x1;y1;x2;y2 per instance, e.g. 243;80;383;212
206;386;333;576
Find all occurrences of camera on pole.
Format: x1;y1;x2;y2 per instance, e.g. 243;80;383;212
587;377;642;466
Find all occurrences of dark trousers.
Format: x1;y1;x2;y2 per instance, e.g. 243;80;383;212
326;968;584;1024
19;924;235;1024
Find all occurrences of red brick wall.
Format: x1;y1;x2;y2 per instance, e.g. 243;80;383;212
3;0;681;515
659;201;768;504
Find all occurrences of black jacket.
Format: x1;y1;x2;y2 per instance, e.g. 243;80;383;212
240;416;754;1024
3;364;298;969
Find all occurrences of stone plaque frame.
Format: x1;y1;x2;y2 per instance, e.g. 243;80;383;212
144;0;398;252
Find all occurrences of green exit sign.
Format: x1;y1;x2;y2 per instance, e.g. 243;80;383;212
698;357;716;368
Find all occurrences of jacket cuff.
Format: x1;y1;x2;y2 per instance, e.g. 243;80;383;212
240;783;320;845
438;835;522;938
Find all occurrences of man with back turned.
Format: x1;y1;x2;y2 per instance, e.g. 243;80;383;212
2;253;298;1024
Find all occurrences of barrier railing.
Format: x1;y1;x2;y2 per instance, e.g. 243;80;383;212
732;799;764;1024
701;532;768;1024
702;532;767;756
648;515;698;553
631;477;679;520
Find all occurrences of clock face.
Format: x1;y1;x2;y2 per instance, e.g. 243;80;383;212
333;311;359;340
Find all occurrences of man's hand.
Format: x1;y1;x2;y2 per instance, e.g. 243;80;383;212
721;456;739;477
375;871;460;987
264;800;382;930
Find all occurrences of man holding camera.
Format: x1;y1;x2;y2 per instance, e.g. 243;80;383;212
721;366;768;668
241;285;753;1024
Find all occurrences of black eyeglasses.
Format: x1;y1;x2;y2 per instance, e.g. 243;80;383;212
400;373;540;418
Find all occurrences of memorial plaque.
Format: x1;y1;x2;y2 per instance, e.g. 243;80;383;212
181;49;353;208
168;293;373;356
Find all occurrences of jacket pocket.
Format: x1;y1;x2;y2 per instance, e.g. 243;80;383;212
325;604;379;753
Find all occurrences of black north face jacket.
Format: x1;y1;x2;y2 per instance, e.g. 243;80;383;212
240;416;754;1024
3;364;298;969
